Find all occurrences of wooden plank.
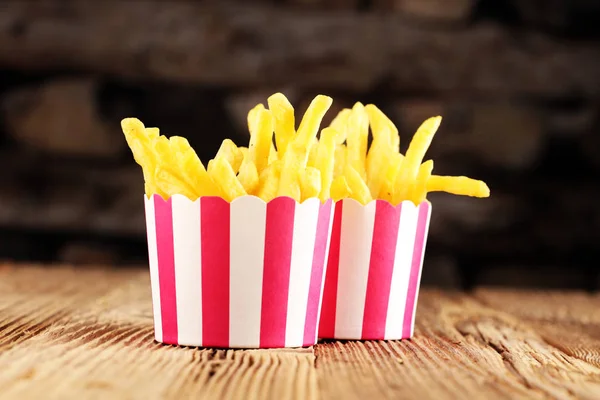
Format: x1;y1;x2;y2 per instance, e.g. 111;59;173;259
316;290;600;400
0;264;317;400
2;265;600;399
475;289;600;369
0;1;598;97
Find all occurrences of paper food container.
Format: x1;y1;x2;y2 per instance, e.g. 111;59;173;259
318;199;431;341
144;194;334;349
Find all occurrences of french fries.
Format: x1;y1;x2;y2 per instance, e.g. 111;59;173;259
323;108;489;205
215;139;243;174
330;176;352;202
346;103;369;181
344;165;372;205
268;93;295;158
122;93;490;205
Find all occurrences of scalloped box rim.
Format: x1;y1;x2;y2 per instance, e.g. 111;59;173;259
145;194;432;209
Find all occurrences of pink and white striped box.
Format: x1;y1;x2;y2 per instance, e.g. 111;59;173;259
144;194;334;348
318;199;431;341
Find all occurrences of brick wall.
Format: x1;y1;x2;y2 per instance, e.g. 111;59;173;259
0;0;599;289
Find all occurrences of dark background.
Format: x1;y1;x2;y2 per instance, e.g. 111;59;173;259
0;0;599;290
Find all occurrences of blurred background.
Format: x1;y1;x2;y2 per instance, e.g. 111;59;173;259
0;0;599;290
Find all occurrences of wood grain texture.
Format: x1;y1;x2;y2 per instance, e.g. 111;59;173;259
0;264;316;400
475;289;600;370
317;291;600;400
1;264;600;399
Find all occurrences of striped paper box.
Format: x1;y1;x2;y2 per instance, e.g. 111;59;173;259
318;199;431;341
144;194;334;348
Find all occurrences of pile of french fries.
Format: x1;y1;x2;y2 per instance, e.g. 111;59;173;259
121;93;489;205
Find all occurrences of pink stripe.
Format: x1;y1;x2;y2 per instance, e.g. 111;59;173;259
303;199;333;346
318;201;344;339
402;203;431;339
201;197;230;348
153;196;178;344
260;197;295;348
361;201;402;340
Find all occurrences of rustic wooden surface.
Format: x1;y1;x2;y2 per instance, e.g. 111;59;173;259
1;264;600;399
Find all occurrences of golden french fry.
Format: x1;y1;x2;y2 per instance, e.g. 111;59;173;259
249;109;274;173
121;118;156;169
269;142;278;164
366;143;381;185
391;131;400;153
267;93;295;158
152;136;193;198
393;116;442;203
154;167;198;200
379;153;404;203
408;160;434;205
315;127;337;201
277;142;303;202
145;127;160;139
365;104;400;153
256;160;282;202
215;139;243;173
426;175;490;198
300;167;322;201
151;134;170;154
121;118;159;190
330;176;352;202
153;136;200;198
344;165;372;205
238;146;249;159
168;135;189;155
295;95;333;165
247;103;265;134
143;166;164;197
379;188;393;203
307;137;319;168
169;136;221;197
237;157;260;194
152;136;175;165
365;104;397;143
333;144;347;178
366;141;393;199
208;156;247;202
121;118;149;155
365;106;398;196
181;156;221;197
144;182;153;196
346;102;369;180
329;108;351;144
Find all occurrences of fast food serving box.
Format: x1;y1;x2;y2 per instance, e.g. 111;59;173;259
144;194;334;349
318;199;431;341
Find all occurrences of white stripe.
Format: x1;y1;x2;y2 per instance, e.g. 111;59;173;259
410;205;432;337
335;199;377;339
385;201;419;340
171;195;203;346
314;204;335;343
144;196;162;343
229;196;266;348
285;199;320;347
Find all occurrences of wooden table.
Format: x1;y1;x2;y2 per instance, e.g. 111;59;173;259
1;264;600;399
